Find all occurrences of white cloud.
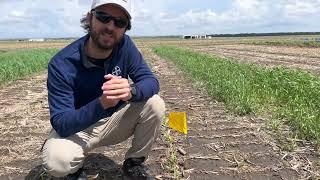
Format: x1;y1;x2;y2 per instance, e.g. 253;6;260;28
131;0;320;36
285;1;320;18
0;0;90;39
0;0;320;39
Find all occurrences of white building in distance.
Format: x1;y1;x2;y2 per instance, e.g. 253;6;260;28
182;35;211;39
28;38;45;42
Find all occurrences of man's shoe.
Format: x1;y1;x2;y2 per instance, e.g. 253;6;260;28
122;157;154;180
66;168;88;180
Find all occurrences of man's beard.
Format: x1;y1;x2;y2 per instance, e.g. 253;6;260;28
90;26;123;50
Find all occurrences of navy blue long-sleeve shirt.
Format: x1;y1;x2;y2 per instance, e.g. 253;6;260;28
47;34;159;137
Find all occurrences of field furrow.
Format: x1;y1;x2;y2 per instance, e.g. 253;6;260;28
189;45;320;75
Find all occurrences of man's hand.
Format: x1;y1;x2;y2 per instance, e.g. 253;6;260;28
100;74;132;109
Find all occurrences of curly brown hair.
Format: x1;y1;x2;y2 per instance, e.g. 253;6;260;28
80;15;90;33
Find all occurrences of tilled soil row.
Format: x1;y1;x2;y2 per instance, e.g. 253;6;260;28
0;73;51;178
186;44;320;59
189;45;320;75
193;46;320;66
0;46;319;179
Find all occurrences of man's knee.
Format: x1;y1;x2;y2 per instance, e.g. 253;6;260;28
145;95;166;121
42;138;85;177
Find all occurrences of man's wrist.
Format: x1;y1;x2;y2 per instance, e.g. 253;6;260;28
129;83;137;101
99;96;110;109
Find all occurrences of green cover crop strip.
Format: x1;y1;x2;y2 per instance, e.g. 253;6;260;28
153;45;320;145
247;40;320;48
0;48;59;85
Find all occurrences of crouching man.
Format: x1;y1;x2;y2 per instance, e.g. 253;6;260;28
41;0;165;179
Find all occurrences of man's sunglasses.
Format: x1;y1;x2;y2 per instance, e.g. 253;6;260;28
92;10;129;29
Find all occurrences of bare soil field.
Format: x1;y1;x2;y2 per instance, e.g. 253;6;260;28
190;44;320;75
135;38;320;75
146;39;320;75
0;39;319;179
0;41;69;51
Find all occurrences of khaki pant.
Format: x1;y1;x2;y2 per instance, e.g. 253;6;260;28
42;95;165;177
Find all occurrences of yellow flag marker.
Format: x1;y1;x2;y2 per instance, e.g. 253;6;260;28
168;112;188;134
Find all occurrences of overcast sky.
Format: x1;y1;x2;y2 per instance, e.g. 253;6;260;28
1;0;319;39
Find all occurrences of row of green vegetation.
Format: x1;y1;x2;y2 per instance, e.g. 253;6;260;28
0;48;59;85
246;40;320;48
153;45;320;147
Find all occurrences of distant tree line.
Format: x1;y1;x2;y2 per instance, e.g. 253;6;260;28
133;35;181;39
133;32;320;39
206;32;320;37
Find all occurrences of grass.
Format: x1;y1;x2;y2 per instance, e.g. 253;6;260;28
0;48;59;85
161;118;182;179
153;45;320;148
266;118;299;152
0;50;7;54
246;40;320;48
